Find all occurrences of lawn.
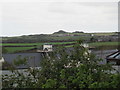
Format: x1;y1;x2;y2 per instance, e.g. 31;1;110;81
5;47;35;53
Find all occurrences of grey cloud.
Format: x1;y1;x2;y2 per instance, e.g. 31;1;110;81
1;2;118;36
75;2;117;7
47;2;77;14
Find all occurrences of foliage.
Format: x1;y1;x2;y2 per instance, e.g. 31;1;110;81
13;55;28;66
2;40;120;88
2;47;8;53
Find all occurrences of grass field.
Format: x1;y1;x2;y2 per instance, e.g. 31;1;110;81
1;41;76;46
90;32;116;36
5;47;35;53
2;41;76;53
2;41;119;53
89;42;119;47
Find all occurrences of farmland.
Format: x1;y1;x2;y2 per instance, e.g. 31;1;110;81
2;41;76;53
2;41;119;53
1;31;119;53
2;31;117;43
89;42;119;47
4;47;35;53
1;41;76;46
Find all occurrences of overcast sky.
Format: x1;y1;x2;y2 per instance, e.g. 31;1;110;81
0;1;118;36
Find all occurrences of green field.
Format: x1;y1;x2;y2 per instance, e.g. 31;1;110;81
5;47;35;53
2;41;119;53
1;41;76;46
90;32;115;36
1;43;42;46
89;42;119;47
2;41;76;53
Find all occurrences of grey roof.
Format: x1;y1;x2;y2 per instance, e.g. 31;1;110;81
106;50;120;60
44;43;52;45
2;53;42;69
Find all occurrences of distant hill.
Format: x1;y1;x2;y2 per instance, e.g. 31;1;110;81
72;31;84;33
53;30;68;34
2;31;117;43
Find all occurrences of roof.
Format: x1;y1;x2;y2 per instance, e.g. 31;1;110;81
44;43;52;45
106;50;120;61
2;53;42;69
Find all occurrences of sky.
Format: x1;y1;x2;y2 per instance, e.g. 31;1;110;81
0;0;118;36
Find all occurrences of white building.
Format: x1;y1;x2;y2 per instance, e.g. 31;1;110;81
81;43;89;48
43;43;52;51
